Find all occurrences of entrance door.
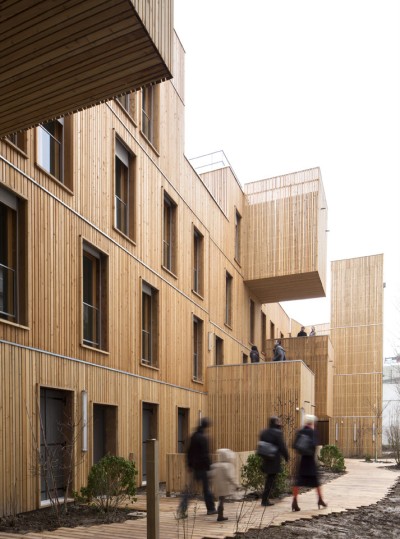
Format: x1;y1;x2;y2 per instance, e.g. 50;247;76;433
93;404;117;464
40;388;71;502
142;402;158;484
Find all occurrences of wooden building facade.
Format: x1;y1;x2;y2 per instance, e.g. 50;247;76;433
0;2;382;518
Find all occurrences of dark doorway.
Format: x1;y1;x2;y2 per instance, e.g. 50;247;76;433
142;402;158;483
93;404;117;464
177;407;189;453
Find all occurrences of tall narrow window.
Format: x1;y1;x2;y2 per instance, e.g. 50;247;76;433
82;243;108;350
0;187;26;324
163;193;177;273
193;316;203;381
38;119;63;180
141;85;159;147
234;209;241;263
37;117;73;188
261;312;267;354
215;336;224;365
115;139;135;240
193;227;204;295
270;321;275;340
249;299;255;344
225;272;233;326
142;282;159;367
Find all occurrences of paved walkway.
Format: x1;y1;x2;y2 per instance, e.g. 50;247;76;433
0;459;398;539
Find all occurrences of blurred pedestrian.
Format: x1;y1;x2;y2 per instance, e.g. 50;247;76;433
179;417;217;517
210;448;238;521
291;414;327;511
272;340;286;361
250;345;260;363
259;416;289;506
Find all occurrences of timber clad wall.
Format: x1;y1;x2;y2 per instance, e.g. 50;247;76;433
207;362;315;456
243;168;327;304
330;255;384;457
0;3;382;518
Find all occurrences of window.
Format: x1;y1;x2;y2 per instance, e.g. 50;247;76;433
115;139;135;239
193;316;203;381
141;85;159;147
82;243;108;350
4;132;27;152
37;117;73;188
163;193;177;273
142;282;159;367
261;312;267;354
116;92;137;119
193;227;204;295
234;209;241;263
116;94;130;111
242;353;248;364
225;272;233;326
249;299;255;343
0;187;26;324
270;321;275;340
215;335;224;365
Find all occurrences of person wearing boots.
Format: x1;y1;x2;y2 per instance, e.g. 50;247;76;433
259;416;289;506
210;448;238;521
291;414;327;512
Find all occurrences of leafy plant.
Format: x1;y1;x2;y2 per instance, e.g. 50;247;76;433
240;453;289;498
240;453;264;493
318;445;346;472
77;455;137;513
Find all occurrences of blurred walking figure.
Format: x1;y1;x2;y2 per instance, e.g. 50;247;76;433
291;414;327;511
209;448;238;521
259;416;289;506
178;417;217;517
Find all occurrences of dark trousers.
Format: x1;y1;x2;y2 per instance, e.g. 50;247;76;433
217;495;225;516
179;469;215;514
262;473;276;503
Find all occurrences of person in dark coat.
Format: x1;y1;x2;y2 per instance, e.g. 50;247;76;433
291;414;327;511
179;417;217;517
297;326;307;337
250;345;260;363
272;340;286;361
259;416;289;506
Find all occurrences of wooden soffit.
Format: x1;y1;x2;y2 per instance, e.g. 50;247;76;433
0;0;173;137
245;272;326;304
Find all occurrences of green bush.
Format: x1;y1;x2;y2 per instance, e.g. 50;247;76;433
318;445;346;472
77;455;137;513
240;453;264;493
240;453;289;498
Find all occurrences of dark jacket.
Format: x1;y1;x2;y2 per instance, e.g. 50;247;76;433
259;422;289;475
293;426;318;477
250;349;260;363
187;425;211;471
273;344;286;361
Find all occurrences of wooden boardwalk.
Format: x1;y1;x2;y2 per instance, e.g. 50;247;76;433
0;459;398;539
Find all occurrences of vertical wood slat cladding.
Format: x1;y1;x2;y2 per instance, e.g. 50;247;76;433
270;336;334;419
330;255;384;457
0;342;208;516
207;362;315;456
243;168;327;303
0;0;173;137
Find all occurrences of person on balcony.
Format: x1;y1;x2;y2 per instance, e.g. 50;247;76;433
309;326;316;336
250;345;260;363
297;326;307;337
272;340;286;361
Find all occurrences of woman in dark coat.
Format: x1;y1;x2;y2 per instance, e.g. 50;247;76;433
259;416;289;506
291;414;327;511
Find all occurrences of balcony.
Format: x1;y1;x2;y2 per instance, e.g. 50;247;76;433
207;360;315;452
267;336;334;419
243;167;327;303
0;0;173;137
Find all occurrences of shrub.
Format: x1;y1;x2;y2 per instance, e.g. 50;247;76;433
240;453;289;498
77;455;137;513
318;445;346;472
240;453;264;494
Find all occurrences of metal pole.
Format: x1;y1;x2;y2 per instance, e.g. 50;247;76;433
146;439;159;539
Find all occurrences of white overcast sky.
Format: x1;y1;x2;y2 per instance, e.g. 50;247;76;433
174;0;400;357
